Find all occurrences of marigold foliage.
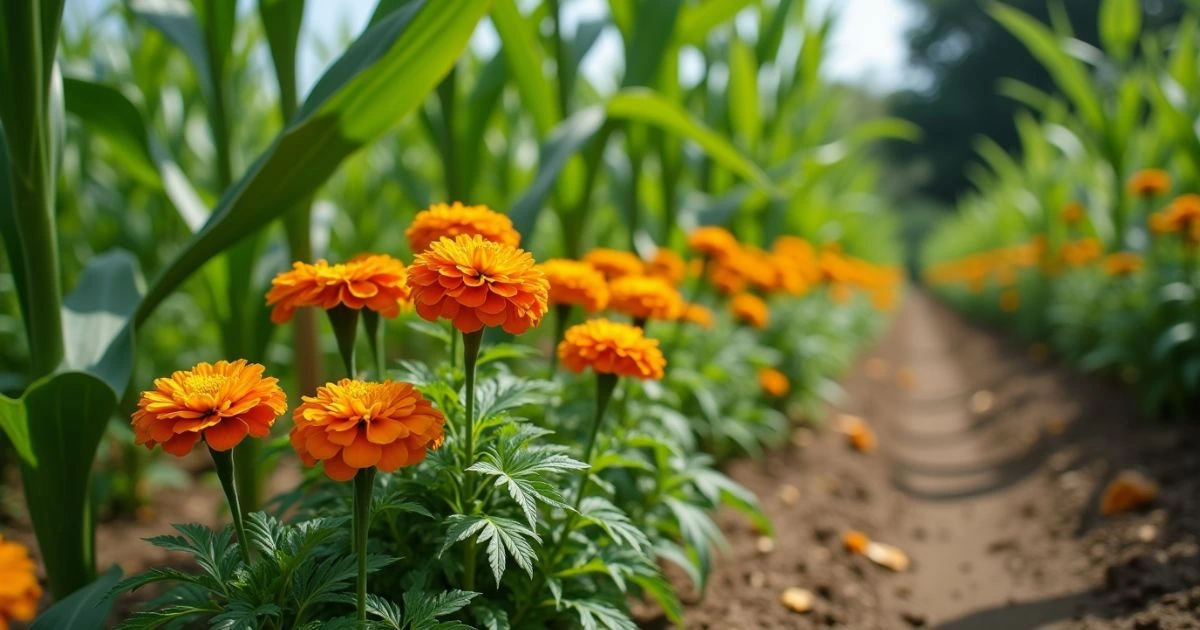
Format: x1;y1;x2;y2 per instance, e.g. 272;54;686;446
557;319;666;380
132;360;287;456
291;379;446;481
408;235;549;334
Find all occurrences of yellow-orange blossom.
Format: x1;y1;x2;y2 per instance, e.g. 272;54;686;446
291;379;446;481
408;234;549;334
0;536;39;628
132;360;287;456
558;319;666;380
405;202;520;254
266;254;410;324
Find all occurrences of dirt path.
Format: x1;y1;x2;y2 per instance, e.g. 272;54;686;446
684;292;1200;629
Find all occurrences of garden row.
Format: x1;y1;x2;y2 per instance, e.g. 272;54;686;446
922;0;1200;417
0;0;907;628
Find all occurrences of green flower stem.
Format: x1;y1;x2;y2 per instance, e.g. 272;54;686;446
665;258;709;361
353;466;377;630
460;329;484;591
328;306;361;379
363;311;387;380
548;304;572;375
513;372;619;626
209;446;252;565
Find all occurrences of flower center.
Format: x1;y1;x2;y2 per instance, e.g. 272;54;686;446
184;374;229;397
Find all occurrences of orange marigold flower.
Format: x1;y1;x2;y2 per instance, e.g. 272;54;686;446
291;379;445;481
557;319;666;380
405;202;520;255
539;259;609;312
688;226;740;261
707;254;750;295
731;293;769;329
740;247;782;292
132;360;287;456
1128;169;1171;199
608;275;685;322
758;368;789;397
583;248;645;280
0;535;39;626
1060;201;1085;225
680;303;714;329
266;254;411;324
1059;237;1103;267
1104;252;1143;277
999;288;1020;313
647;248;687;285
408;235;549;334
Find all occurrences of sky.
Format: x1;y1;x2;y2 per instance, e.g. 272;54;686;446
69;0;916;95
294;0;915;96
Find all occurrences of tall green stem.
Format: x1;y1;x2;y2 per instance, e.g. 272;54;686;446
209;447;252;565
460;329;483;590
328;307;361;379
353;466;376;630
437;67;461;201
548;304;571;375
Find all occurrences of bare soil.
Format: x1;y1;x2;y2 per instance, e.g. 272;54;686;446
684;293;1200;629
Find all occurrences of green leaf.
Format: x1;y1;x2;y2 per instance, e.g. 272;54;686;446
0;123;30;331
621;0;682;88
675;0;756;46
1154;322;1195;360
509;106;608;238
607;88;772;191
134;0;490;327
61;250;143;394
1099;0;1140;61
630;573;683;627
258;0;306;111
130;0;215;100
490;0;559;136
990;3;1106;133
441;514;540;585
561;598;637;630
400;589;479;629
32;565;123;630
728;36;760;149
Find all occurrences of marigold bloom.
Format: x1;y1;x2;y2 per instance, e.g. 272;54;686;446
608;275;685;322
731;293;769;329
1104;252;1143;277
583;248;645;280
740;247;782;292
1128;169;1171;199
758;368;790;397
1060;201;1085;225
1156;195;1200;244
405;202;520;255
999;288;1020;313
688;226;740;261
680;303;714;329
266;254;411;324
0;535;39;627
538;259;609;312
132;360;287;456
1059;238;1103;267
557;319;666;380
408;235;549;334
291;379;445;481
647;248;687;285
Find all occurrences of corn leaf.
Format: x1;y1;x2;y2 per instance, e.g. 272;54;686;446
1099;0;1140;61
134;0;490;326
675;0;756;45
728;36;760;149
30;566;123;630
258;0;305;110
622;0;682;88
490;0;559;136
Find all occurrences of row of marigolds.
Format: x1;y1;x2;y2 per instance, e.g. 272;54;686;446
924;173;1199;416
4;204;901;629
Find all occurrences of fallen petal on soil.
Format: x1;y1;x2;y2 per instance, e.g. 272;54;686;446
1100;470;1159;515
780;587;814;613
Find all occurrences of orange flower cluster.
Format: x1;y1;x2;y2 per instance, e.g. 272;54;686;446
0;535;39;627
818;249;903;310
408;235;549;334
539;259;609;312
1128;169;1171;199
132;360;287;456
771;236;821;296
557;319;666;380
687;226;741;261
731;293;769;329
266;254;411;324
1059;238;1103;268
1149;194;1200;244
406;202;520;254
1104;252;1143;277
1061;201;1086;226
924;239;1046;291
608;275;685;321
647;248;687;285
291;379;445;481
679;303;714;329
583;248;645;280
758;368;790;397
